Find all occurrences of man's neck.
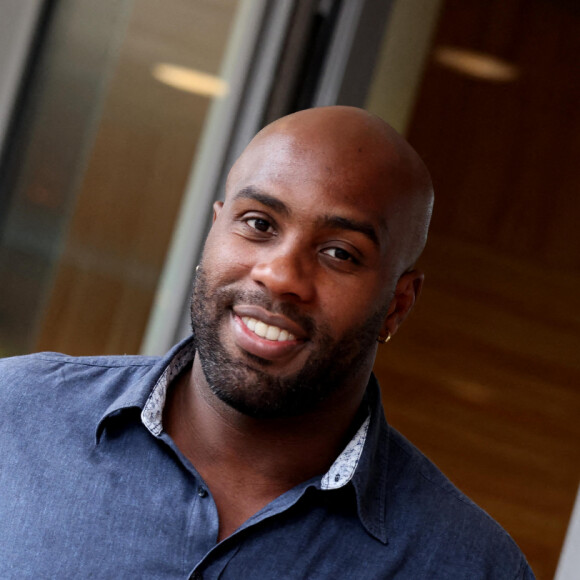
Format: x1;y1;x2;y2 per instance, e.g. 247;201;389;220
163;355;367;540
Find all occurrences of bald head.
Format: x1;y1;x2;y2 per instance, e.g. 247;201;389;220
196;107;433;413
227;106;433;275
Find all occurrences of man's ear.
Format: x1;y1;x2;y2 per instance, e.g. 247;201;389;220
382;270;424;338
213;201;224;222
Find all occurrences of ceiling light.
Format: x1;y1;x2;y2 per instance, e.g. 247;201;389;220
151;63;228;97
434;46;519;82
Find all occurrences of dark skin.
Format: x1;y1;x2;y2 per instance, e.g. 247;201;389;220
164;106;433;541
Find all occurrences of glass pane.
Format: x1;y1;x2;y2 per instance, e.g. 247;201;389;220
0;0;240;356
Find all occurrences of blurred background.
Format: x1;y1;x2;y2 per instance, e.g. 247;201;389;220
0;1;578;577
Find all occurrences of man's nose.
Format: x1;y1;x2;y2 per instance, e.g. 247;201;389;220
251;246;315;302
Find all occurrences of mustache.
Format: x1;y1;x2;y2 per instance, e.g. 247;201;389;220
215;287;318;336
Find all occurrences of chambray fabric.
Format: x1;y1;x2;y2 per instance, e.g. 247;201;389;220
0;336;535;579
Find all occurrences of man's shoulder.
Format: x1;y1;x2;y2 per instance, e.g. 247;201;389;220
0;350;159;377
380;426;533;577
387;426;482;508
0;350;161;404
1;350;158;369
0;349;171;453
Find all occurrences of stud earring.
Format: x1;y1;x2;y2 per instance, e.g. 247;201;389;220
377;331;391;344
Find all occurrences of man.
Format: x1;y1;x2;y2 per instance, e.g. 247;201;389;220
0;107;534;578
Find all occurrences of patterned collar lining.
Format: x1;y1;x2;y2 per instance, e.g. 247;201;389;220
141;342;194;436
141;343;370;490
320;415;370;489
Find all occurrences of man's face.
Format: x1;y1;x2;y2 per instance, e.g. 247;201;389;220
190;133;399;419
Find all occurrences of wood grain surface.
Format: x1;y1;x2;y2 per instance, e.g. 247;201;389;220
376;1;580;577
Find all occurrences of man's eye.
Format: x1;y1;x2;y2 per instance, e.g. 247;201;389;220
246;218;273;233
323;247;354;261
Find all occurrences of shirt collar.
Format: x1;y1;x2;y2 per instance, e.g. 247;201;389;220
141;339;196;436
95;336;196;441
320;415;370;489
350;374;390;544
97;335;389;543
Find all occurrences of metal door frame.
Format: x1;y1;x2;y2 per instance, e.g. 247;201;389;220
141;0;395;354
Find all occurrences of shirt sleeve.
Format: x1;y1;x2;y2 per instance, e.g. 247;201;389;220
518;558;536;580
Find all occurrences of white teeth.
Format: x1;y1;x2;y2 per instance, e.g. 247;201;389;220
240;316;296;342
255;321;268;337
265;326;280;340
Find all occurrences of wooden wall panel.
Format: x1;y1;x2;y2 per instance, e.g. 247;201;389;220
374;0;580;577
408;0;580;270
375;235;580;579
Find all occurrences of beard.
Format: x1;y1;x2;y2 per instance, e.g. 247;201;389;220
190;266;386;419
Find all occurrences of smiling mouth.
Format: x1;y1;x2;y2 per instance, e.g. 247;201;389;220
241;316;297;342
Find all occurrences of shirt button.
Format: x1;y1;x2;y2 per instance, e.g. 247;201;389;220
197;487;208;498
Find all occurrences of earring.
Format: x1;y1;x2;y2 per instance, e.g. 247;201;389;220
377;331;391;344
195;265;200;272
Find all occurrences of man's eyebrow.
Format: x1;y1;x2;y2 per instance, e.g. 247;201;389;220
233;186;290;216
233;187;381;245
317;215;381;247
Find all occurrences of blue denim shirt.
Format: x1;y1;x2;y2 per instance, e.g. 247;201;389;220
0;337;534;579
